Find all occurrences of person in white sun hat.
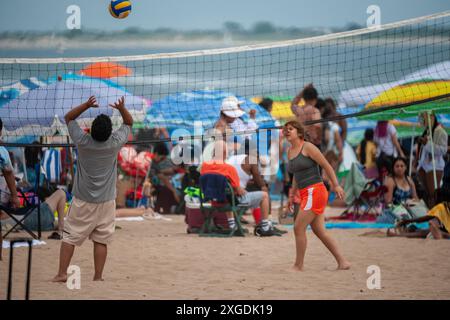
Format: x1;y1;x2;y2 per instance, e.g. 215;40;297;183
214;96;246;133
214;96;257;153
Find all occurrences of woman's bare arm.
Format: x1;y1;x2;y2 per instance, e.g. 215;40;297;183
384;177;394;205
334;129;344;164
392;133;405;158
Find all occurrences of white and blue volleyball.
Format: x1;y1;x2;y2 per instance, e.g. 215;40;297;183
109;0;132;19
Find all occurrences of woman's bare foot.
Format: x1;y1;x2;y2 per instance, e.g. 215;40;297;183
291;265;304;272
337;261;351;270
52;274;68;282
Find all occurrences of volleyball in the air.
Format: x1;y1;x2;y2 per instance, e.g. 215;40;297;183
109;0;132;19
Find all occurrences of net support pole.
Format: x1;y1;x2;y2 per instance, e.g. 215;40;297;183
427;111;438;189
409;135;414;177
409;125;416;177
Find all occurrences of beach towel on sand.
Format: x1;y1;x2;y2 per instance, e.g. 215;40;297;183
283;221;430;230
2;240;46;249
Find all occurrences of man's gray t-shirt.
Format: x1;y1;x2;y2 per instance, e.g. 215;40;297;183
68;121;131;203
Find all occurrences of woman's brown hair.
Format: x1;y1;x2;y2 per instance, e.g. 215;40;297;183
283;120;305;139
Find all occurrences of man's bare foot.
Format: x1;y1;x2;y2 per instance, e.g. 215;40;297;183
93;277;104;281
337;261;351;270
291;265;304;272
52;274;68;282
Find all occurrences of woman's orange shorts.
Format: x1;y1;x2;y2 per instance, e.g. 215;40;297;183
295;182;329;215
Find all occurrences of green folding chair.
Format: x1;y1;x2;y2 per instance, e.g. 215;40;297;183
199;174;249;237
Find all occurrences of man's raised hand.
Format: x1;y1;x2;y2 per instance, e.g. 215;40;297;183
84;96;98;108
109;96;125;110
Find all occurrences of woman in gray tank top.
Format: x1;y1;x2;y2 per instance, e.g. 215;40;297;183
284;120;350;271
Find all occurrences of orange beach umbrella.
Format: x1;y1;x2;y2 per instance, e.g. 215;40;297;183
79;62;132;79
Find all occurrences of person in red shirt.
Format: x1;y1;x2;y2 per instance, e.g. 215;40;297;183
200;140;283;236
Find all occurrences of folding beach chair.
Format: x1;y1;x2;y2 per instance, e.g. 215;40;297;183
0;165;42;239
341;163;385;220
199;173;249;237
6;238;33;300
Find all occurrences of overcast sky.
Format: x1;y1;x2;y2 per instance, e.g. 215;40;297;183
0;0;449;32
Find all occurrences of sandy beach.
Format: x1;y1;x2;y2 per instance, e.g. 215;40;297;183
1;208;450;300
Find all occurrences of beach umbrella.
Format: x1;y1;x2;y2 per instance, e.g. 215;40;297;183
78;62;132;79
0;74;148;138
0;77;48;107
358;79;450;189
338;61;450;108
146;90;276;132
339;61;450;144
360;79;450;120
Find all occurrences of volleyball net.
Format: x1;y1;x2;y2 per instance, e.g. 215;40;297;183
0;10;449;147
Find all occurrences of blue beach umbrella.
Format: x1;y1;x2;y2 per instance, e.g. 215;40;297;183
145;90;276;132
0;77;48;107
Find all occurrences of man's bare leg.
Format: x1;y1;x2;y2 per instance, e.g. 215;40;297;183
386;228;429;238
93;241;107;281
115;207;146;218
260;192;270;220
52;242;75;282
45;190;67;232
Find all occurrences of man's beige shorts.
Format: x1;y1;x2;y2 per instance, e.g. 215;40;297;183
63;197;116;246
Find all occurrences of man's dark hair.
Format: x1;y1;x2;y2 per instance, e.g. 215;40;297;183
303;87;318;101
91;114;112;142
258;98;273;111
154;142;169;156
0;117;3;132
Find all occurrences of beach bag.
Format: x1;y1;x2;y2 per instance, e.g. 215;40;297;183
405;200;429;219
391;204;412;221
